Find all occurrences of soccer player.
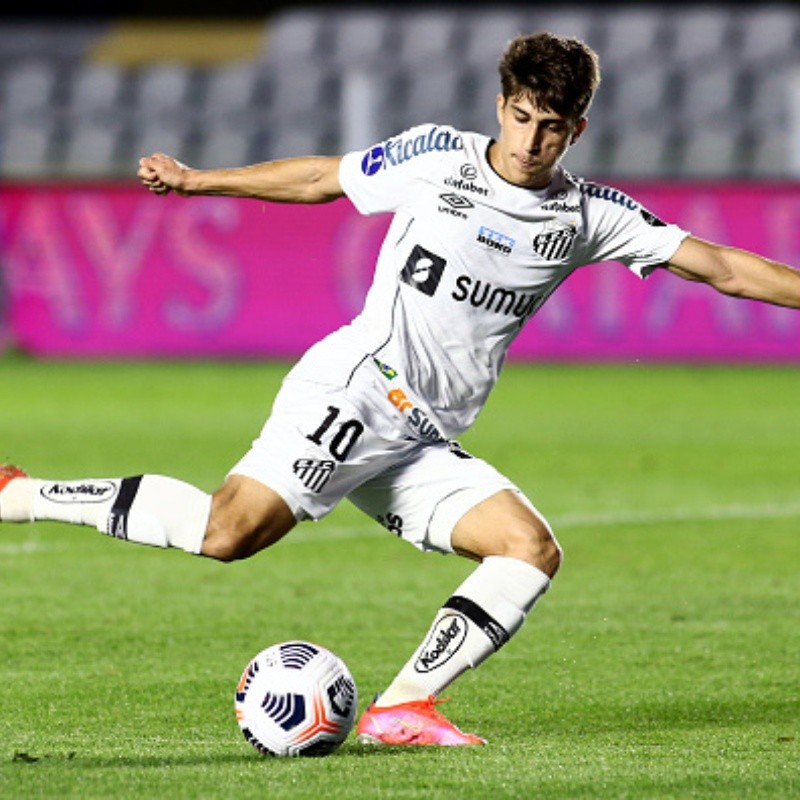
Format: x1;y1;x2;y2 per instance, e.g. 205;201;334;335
3;32;800;746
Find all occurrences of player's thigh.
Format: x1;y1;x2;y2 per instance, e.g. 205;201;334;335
203;474;297;560
347;441;540;555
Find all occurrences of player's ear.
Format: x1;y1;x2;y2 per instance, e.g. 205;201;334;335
496;94;505;126
570;118;588;145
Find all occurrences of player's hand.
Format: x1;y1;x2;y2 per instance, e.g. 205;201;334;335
137;152;191;196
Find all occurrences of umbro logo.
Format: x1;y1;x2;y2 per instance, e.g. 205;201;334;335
439;192;473;209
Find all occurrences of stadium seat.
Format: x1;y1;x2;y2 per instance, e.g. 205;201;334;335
596;8;670;68
195;124;256;169
202;61;263;120
678;59;744;123
678;121;744;177
734;6;800;66
461;10;527;68
393;9;464;67
605;126;674;178
134;63;194;119
60;121;125;177
668;7;734;67
328;8;396;68
1;59;58;117
0;119;57;177
262;9;331;64
523;9;597;44
0;7;799;179
69;62;126;118
608;62;678;126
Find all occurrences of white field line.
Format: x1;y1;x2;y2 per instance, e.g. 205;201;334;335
551;500;800;529
2;501;798;555
0;538;56;556
287;500;800;545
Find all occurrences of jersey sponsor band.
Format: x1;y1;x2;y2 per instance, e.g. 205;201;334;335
360;126;464;175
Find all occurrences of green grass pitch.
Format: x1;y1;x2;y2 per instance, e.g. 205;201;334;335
0;356;798;798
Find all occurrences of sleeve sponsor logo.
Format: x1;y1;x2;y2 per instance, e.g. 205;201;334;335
580;181;638;210
359;126;464;176
640;208;666;226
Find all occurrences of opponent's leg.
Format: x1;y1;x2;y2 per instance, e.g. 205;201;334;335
357;488;560;746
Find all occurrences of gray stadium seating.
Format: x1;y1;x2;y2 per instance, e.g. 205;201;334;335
0;5;799;180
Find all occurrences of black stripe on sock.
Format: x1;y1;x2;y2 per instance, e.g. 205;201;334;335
107;475;143;540
444;595;510;651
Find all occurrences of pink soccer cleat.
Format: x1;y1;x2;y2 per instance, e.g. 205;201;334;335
356;696;486;746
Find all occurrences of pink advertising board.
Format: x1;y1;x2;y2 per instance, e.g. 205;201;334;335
2;181;800;360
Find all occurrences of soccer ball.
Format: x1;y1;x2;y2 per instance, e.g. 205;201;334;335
234;640;358;757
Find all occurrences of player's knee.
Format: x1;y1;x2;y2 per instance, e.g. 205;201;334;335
200;478;296;562
202;516;253;562
503;518;562;577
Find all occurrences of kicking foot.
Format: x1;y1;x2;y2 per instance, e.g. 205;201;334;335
356;695;486;746
0;465;29;521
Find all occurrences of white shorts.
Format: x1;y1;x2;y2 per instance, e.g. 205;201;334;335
229;377;521;554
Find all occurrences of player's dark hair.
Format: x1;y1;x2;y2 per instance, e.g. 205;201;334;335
499;32;601;120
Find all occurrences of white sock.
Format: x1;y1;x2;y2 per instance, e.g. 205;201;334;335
376;556;551;707
2;475;210;554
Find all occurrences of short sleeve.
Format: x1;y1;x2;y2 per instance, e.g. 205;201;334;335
578;184;690;278
339;124;463;216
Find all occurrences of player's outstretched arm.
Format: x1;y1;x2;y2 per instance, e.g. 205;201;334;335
666;235;800;309
137;153;345;204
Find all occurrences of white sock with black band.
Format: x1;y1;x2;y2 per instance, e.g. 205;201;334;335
2;475;210;554
375;555;552;707
102;475;211;553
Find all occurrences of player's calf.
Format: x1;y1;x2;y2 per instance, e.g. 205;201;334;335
0;466;211;554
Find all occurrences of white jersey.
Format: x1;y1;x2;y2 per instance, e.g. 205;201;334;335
287;124;689;441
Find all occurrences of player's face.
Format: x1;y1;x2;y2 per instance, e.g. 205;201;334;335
490;94;587;189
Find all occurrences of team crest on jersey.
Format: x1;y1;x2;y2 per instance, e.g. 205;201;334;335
292;458;336;493
532;223;577;261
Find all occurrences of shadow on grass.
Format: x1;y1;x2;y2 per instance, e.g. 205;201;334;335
8;745;425;769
